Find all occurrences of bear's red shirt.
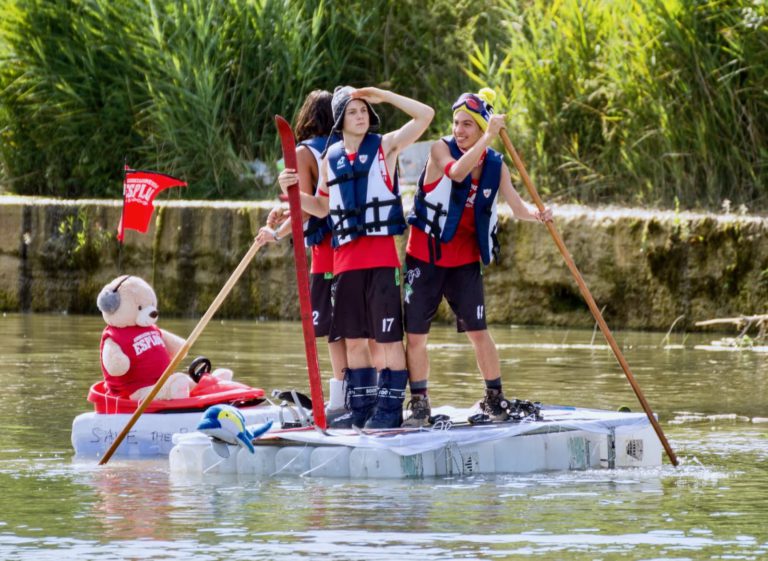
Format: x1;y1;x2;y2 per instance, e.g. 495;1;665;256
100;325;171;398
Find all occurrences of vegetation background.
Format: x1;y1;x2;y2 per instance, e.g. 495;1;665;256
0;0;766;210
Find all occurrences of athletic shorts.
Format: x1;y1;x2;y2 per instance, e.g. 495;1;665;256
330;267;404;343
310;272;335;338
403;254;487;334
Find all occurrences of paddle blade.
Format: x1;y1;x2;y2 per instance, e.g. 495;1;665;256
274;115;298;174
274;114;327;430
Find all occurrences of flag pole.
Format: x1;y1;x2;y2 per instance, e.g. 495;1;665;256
118;158;128;272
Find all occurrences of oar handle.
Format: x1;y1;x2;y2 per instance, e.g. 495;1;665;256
99;236;266;465
499;129;679;467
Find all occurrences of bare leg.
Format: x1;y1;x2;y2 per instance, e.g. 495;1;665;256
378;340;407;371
327;339;347;381
326;339;348;411
368;339;385;371
401;332;432;427
465;329;501;381
346;337;374;369
405;332;430;383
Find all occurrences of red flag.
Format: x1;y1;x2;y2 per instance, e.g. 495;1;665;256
117;167;187;242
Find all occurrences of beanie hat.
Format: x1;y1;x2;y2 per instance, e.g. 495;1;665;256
452;87;497;131
330;85;380;133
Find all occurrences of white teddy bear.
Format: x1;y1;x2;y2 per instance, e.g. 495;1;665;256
97;275;230;401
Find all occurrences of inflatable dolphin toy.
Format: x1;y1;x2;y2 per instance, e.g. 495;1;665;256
197;404;273;458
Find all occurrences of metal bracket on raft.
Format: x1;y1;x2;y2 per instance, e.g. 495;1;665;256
467;398;544;425
272;389;313;429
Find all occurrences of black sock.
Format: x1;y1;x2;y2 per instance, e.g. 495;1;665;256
484;377;502;391
409;379;428;396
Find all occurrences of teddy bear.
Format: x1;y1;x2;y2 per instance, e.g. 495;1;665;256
96;275;232;401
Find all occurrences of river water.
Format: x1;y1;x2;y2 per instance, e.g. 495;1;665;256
0;312;766;560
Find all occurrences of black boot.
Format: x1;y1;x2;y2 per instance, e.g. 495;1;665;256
327;367;378;429
480;388;510;421
402;394;432;428
364;368;408;429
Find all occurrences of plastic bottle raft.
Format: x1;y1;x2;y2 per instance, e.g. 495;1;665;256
169;405;663;478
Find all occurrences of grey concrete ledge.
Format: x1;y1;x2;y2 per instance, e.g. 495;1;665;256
1;195;767;331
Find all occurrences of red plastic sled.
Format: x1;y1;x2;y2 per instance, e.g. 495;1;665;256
87;375;266;414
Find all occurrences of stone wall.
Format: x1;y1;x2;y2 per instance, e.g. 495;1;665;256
1;195;767;330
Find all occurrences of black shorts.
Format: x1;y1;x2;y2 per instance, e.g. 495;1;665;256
310;272;335;338
403;254;487;334
330;267;404;343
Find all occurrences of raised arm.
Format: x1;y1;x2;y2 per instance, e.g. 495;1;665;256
351;87;434;160
449;114;504;181
424;113;508;185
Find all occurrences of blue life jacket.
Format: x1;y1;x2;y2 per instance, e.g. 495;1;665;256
299;135;339;247
407;136;503;265
325;133;406;248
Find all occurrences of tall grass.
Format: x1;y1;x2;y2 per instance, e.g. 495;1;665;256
467;0;768;209
3;0;766;208
0;0;491;198
651;0;768;208
0;0;144;197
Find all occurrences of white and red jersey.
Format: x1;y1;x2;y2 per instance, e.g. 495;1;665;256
100;325;171;398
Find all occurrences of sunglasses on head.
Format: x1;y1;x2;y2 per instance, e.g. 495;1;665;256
452;94;483;112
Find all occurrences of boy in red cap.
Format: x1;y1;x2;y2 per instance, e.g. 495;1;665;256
403;88;552;426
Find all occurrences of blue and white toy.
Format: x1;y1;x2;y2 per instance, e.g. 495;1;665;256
197;404;272;458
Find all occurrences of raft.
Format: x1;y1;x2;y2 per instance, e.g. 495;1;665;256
169;404;663;478
71;376;272;458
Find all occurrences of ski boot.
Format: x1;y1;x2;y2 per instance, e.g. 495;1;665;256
327;367;378;429
364;368;408;429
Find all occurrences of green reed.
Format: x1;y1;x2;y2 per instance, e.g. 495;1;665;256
3;0;764;209
0;0;488;199
467;0;768;209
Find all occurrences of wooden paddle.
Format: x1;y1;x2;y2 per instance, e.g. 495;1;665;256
99;236;266;465
499;129;679;467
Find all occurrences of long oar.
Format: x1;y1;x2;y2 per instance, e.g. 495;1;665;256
99;236;266;465
499;129;679;467
275;115;326;429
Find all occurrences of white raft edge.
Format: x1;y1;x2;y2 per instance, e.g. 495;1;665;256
169;406;664;478
71;405;283;458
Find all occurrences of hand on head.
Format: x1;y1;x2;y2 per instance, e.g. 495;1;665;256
350;87;387;105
